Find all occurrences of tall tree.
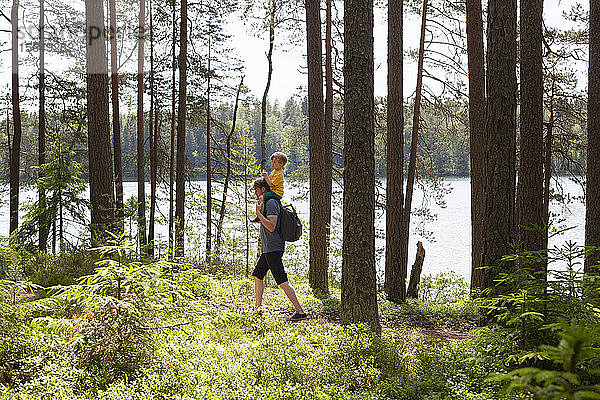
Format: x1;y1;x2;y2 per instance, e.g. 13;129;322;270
586;0;600;274
137;0;148;253
39;0;49;250
341;0;380;332
85;0;115;245
169;0;177;258
9;0;22;236
516;0;545;276
306;0;330;295
216;77;243;251
148;0;158;257
465;0;486;292
481;0;517;289
260;0;276;170
175;0;188;257
384;0;404;302
206;29;213;264
109;0;124;234
325;0;333;168
398;0;428;302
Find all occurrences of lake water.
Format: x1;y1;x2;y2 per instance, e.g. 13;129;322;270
0;177;586;282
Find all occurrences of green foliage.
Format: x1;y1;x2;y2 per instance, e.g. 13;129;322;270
72;304;152;391
488;321;600;399
419;271;470;303
18;127;88;251
480;242;599;351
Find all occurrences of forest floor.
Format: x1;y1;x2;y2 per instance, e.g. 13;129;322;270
2;272;494;400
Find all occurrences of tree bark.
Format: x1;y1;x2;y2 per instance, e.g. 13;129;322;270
109;0;124;235
406;242;425;299
137;0;147;253
400;0;428;301
175;0;188;257
148;0;157;257
325;0;333;168
385;0;404;302
465;0;486;293
169;0;177;259
482;0;517;289
85;0;115;246
341;0;380;333
39;0;49;250
516;0;545;278
10;0;22;236
260;0;275;171
586;0;600;274
306;0;330;295
206;33;212;265
543;97;553;255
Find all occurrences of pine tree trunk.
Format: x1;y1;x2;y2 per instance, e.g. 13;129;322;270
325;0;333;163
216;77;243;251
39;0;49;250
148;0;156;257
206;33;212;265
109;0;124;235
169;0;177;259
10;0;22;236
465;0;486;293
137;0;147;253
586;0;600;274
341;0;380;333
543;99;553;254
260;0;275;171
307;0;330;295
85;0;115;246
401;0;428;300
516;0;545;278
175;0;188;257
482;0;517;289
385;0;404;303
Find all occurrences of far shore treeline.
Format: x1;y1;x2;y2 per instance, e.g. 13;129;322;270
0;97;587;182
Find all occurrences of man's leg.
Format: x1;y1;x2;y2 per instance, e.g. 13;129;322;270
252;254;269;309
254;277;265;308
279;281;304;314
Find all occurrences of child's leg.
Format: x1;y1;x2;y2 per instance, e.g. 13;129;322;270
263;191;282;202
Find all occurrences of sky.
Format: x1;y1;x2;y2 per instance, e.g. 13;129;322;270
230;0;587;103
0;0;589;107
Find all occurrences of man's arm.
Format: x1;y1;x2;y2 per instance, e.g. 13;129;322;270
256;199;278;232
257;212;278;232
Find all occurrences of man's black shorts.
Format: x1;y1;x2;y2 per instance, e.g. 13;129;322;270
252;251;288;285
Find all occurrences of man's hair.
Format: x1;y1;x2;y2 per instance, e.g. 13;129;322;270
252;177;270;192
270;152;288;166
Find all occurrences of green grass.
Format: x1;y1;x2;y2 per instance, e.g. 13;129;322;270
0;272;519;399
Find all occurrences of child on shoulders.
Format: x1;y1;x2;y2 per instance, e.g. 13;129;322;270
252;152;287;222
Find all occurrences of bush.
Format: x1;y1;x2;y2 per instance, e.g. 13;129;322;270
73;304;152;390
419;271;470;303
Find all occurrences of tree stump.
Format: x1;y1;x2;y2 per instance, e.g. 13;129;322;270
407;241;426;299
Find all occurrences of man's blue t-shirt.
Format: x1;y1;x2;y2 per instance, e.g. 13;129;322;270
260;199;285;253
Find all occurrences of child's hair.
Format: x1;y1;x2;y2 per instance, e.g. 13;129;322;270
270;152;288;166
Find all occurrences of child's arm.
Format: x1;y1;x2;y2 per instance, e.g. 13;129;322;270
262;170;274;187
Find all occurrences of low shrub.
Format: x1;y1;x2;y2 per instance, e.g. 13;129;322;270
73;304;153;391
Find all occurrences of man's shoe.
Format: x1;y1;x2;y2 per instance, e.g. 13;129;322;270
287;312;307;322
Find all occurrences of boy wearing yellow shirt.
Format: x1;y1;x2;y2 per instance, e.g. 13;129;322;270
252;152;287;222
262;152;286;201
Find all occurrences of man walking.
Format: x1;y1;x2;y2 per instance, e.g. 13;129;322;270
252;177;307;321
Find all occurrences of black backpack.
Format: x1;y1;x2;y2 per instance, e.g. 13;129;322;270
271;199;302;242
